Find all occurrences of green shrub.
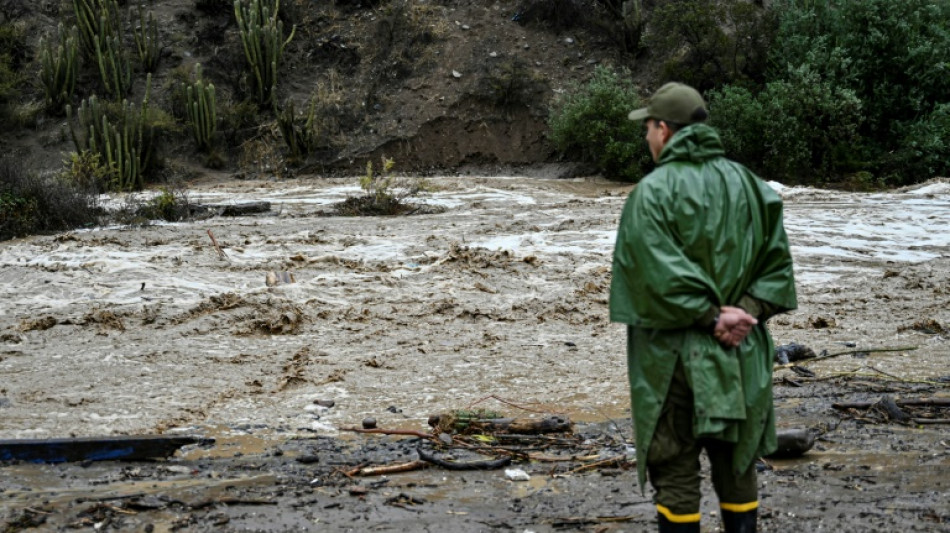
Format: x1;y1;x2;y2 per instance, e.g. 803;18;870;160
547;65;650;182
893;103;950;185
770;0;950;183
0;156;100;240
711;65;863;183
707;84;766;170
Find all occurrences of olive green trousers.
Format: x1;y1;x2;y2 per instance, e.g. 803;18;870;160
646;360;758;523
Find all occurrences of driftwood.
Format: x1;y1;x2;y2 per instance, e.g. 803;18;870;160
211;201;271;217
206;229;229;261
774;345;918;372
832;397;950;410
357;460;427;476
428;414;572;435
416;447;512;470
339;427;436;440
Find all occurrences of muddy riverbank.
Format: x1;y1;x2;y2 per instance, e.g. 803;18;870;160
2;175;949;531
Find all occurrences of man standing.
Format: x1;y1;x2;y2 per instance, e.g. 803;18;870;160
609;83;797;533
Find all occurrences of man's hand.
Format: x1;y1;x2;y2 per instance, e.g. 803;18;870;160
712;306;758;348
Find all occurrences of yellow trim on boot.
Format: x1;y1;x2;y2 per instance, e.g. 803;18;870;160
720;501;759;513
656;504;701;523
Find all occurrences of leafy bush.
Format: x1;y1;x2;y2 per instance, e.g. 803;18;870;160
894;103;950;184
710;65;864;183
0;156;100;240
547;65;650;182
769;0;950;183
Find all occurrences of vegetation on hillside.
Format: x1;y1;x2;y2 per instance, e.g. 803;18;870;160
1;0;949;238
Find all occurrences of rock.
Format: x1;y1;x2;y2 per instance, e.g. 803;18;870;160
313;399;335;408
362;417;377;429
452;70;462;78
505;468;531;481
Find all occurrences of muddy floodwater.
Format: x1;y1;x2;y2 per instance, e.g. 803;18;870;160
1;175;949;532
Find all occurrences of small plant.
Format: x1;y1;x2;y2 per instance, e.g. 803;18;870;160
38;23;79;113
60;150;115;192
143;186;190;221
334;156;436;216
548;65;651;182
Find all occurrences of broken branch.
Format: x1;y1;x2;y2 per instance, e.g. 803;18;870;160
357;460;427;476
416;447;512;470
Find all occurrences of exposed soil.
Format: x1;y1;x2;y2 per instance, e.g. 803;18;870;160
1;176;949;531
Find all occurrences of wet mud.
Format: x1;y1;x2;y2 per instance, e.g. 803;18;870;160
2;175;949;531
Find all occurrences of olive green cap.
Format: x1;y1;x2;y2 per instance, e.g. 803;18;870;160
628;82;708;124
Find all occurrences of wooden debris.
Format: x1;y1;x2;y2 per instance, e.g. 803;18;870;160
416;447;512;470
429;413;572;435
216;201;271;217
206;229;229;261
356;459;427;476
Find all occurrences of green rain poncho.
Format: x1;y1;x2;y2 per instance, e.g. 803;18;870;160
609;124;797;489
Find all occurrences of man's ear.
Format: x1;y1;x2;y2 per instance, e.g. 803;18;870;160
658;121;674;143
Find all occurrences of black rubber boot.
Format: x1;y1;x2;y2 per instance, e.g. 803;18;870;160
657;512;700;533
721;508;757;533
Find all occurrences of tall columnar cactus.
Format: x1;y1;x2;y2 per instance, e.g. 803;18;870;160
185;64;217;152
234;0;295;106
95;29;132;98
73;0;121;61
39;23;79;113
66;74;155;191
132;4;161;73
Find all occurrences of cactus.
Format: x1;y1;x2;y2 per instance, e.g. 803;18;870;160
66;74;155;191
95;27;132;99
73;0;121;61
39;23;79;113
234;0;295;106
275;96;318;162
132;4;161;73
185;64;217;152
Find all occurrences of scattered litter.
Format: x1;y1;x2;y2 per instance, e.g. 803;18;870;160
505;468;530;481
